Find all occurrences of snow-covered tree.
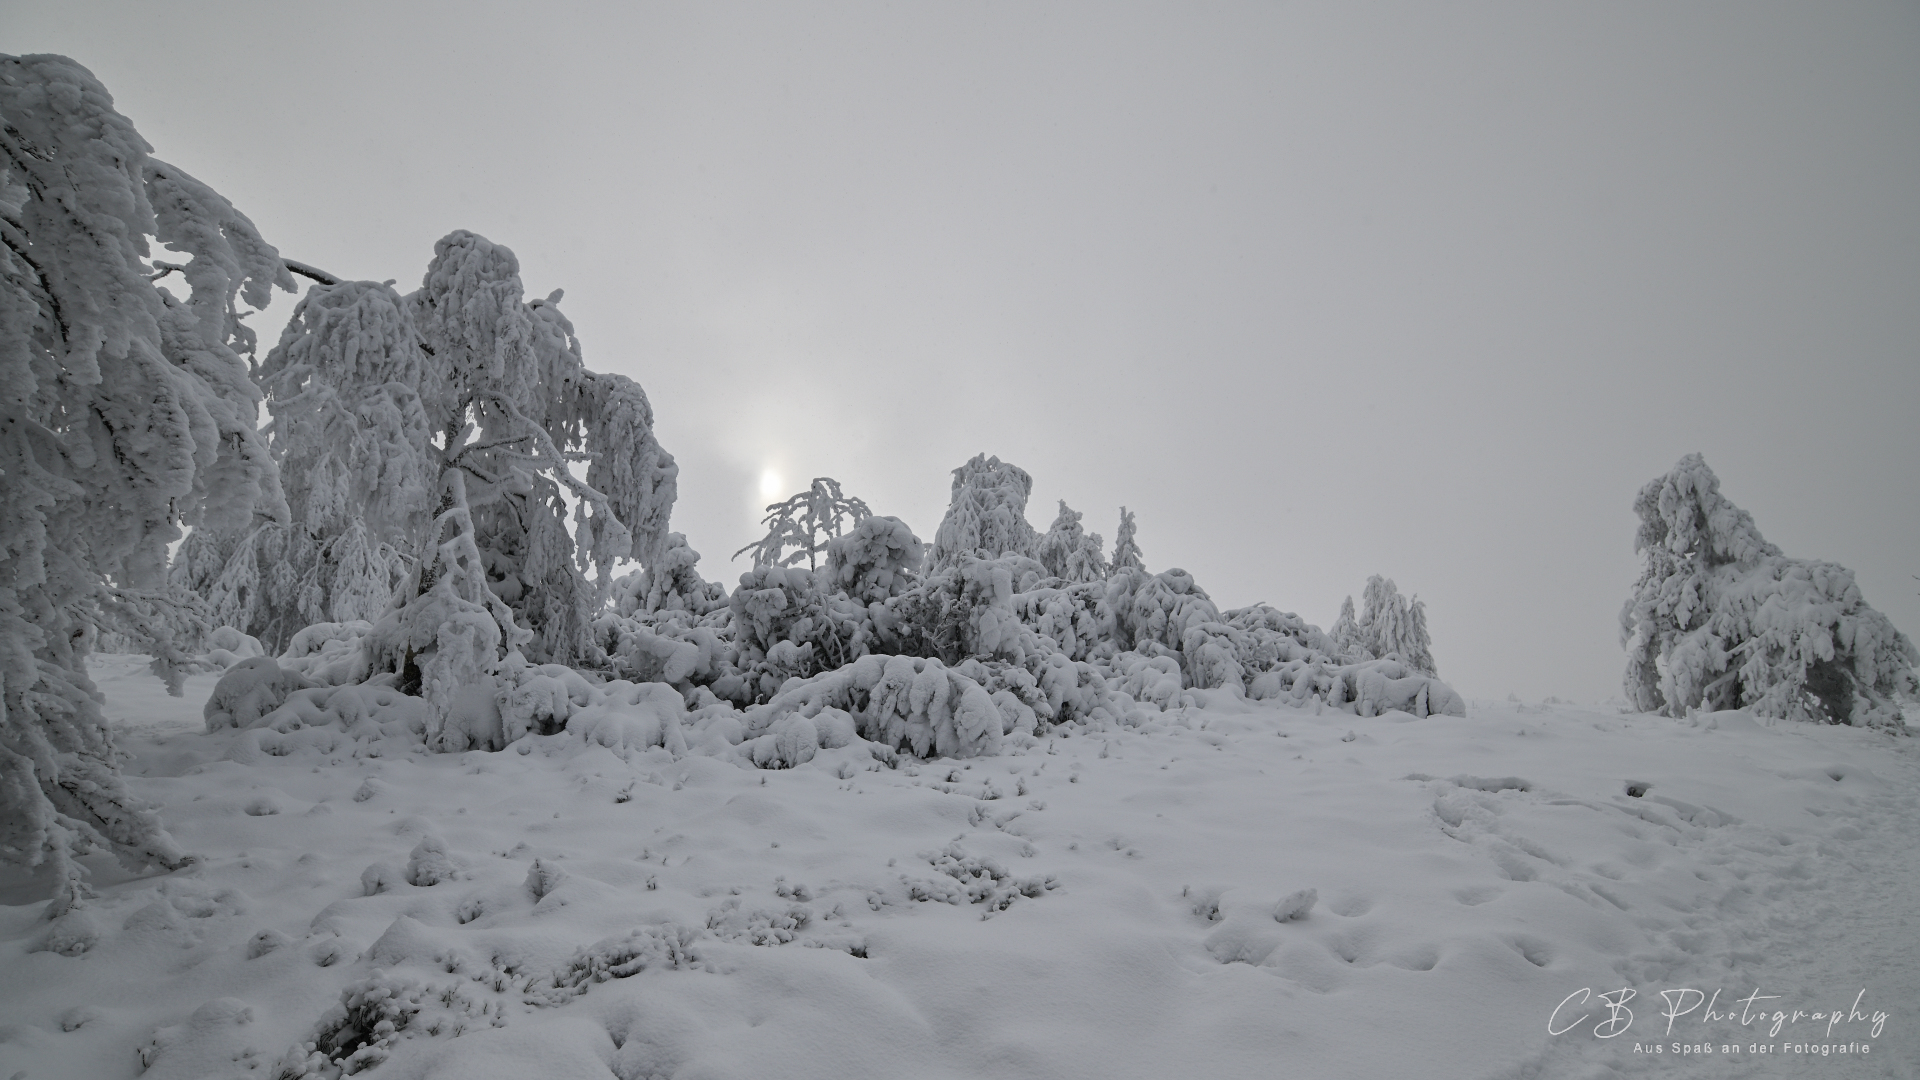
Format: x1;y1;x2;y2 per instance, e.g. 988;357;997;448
735;477;871;571
1620;454;1916;726
179;231;680;673
1329;596;1364;659
172;280;432;649
1110;506;1144;573
1;54;294;904
1037;500;1108;583
617;532;725;617
401;231;678;670
930;455;1040;571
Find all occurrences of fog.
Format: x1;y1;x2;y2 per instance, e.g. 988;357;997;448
14;0;1917;700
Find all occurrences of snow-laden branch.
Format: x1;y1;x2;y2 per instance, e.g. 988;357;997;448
284;259;341;286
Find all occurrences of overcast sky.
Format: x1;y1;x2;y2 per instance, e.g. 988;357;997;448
12;1;1918;702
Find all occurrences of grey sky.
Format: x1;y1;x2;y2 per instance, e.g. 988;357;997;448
12;1;1917;701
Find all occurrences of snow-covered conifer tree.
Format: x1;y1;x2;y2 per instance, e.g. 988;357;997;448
1329;596;1366;660
1110;507;1144;573
735;477;871;571
1620;454;1916;726
1404;595;1436;677
1037;501;1108;583
1;54;293;902
930;455;1041;571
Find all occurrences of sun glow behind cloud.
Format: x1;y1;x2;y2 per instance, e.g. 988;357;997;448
759;467;784;502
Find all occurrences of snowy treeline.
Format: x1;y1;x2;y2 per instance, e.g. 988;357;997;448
1620;454;1917;727
543;454;1470;767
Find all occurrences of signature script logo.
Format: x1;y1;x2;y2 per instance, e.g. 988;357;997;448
1549;988;1888;1040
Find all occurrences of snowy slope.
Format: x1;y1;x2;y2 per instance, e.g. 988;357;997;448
1;655;1914;1080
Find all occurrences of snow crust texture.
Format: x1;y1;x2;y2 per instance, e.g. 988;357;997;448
4;658;1915;1080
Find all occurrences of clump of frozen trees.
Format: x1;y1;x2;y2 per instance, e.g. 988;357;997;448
1620;454;1916;727
1330;576;1437;676
584;451;1465;763
1;54;293;906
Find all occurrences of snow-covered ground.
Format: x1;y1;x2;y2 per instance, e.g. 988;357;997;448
2;656;1914;1080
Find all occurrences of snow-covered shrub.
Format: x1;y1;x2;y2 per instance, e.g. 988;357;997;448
1106;567;1217;658
1620;454;1916;727
902;842;1058;911
295;972;426;1077
824;515;925;604
595;610;730;690
405;834;458;887
1013;580;1112;663
881;555;1052;665
741;653;1005;759
524;925;703;1007
567;680;689;757
929;454;1041;571
204;658;315;731
735;477;871;571
203;626;266;669
615;532;726;617
726;565;870;700
232;684;434;756
277;621;374;686
1273;888;1317;922
1;54;292;899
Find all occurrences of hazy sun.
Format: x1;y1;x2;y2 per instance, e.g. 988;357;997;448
759;468;783;500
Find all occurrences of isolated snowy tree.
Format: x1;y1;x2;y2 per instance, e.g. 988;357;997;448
1037;501;1108;583
735;477;871;572
1110;507;1144;573
1620;454;1916;726
1;54;294;903
930;455;1041;571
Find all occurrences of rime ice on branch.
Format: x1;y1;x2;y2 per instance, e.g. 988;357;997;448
736;478;871;572
1620;454;1916;727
